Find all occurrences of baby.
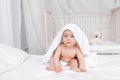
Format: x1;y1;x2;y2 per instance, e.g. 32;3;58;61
46;29;87;73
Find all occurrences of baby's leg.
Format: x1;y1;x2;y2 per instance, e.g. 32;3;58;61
46;56;54;71
69;59;80;72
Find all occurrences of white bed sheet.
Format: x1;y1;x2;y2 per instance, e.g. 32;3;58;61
90;41;120;54
0;54;120;80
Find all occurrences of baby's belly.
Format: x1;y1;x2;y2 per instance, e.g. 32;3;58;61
60;57;72;62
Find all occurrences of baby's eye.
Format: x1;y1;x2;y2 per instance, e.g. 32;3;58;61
71;35;74;37
64;35;68;37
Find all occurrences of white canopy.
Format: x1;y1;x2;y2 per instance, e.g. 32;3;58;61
46;0;120;15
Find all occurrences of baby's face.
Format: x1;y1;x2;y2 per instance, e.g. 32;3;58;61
62;30;76;47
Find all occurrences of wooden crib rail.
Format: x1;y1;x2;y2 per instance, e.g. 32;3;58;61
44;8;120;48
52;14;111;41
111;6;120;44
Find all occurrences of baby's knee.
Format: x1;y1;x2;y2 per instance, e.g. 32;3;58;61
70;59;78;64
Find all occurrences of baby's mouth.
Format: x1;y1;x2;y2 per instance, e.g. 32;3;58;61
66;42;71;44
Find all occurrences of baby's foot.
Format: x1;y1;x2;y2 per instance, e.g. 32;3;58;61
80;68;87;72
46;66;54;71
55;67;62;73
70;67;80;72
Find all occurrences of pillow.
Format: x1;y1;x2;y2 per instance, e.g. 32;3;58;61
0;44;30;73
0;60;15;74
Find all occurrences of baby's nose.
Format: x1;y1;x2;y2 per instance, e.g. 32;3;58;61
67;37;71;40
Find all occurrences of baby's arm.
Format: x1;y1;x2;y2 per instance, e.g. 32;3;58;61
76;48;87;72
53;46;62;73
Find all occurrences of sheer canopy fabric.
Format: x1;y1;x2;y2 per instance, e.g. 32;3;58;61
0;0;21;48
22;0;46;54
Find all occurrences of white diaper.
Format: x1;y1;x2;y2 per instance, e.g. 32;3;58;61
60;61;70;70
60;61;67;66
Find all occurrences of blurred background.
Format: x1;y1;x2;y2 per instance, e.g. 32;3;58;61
0;0;120;55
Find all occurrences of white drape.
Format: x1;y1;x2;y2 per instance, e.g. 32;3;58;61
22;0;46;55
0;0;21;48
46;0;117;16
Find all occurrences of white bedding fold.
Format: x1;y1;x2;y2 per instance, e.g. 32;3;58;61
1;55;120;80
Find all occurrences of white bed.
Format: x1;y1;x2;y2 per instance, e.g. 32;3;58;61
90;41;120;54
1;44;120;80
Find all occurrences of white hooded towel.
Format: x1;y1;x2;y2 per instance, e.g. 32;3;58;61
42;23;90;64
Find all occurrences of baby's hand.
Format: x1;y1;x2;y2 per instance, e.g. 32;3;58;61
80;68;87;72
55;67;62;73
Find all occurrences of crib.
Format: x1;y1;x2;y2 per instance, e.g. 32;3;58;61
44;7;120;54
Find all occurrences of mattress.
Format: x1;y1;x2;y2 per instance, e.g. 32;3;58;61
90;41;120;54
0;54;120;80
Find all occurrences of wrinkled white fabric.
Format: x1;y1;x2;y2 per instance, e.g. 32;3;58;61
42;23;90;64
